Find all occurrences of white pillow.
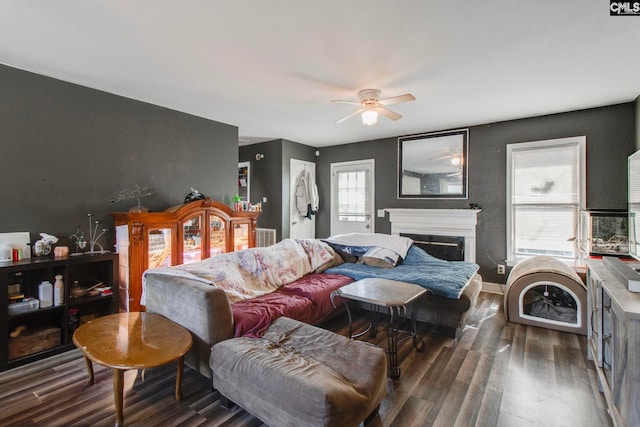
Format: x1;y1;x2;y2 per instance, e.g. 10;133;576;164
360;246;400;269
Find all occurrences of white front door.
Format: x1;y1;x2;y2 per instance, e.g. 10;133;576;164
290;159;316;239
330;159;375;236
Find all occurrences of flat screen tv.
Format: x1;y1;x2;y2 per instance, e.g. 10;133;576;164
629;150;640;261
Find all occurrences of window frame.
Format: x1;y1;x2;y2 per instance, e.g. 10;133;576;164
506;136;586;266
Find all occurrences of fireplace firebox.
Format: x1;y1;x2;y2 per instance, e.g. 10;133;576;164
400;233;464;261
386;208;480;263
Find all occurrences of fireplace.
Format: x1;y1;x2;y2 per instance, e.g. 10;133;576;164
386;208;480;262
400;233;465;261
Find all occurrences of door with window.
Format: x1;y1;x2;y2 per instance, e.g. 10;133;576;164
330;160;375;236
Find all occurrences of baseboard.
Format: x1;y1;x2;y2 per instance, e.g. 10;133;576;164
482;281;505;295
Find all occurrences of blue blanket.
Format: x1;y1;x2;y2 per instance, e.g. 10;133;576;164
325;245;479;299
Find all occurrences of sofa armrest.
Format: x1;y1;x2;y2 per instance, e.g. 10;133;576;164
144;274;234;377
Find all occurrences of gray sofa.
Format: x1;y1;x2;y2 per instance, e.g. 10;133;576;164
412;272;482;337
144;242;482;378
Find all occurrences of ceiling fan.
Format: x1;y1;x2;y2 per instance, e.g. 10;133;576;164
331;89;416;126
434;152;462;166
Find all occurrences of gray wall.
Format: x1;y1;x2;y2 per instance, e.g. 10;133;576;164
316;103;637;283
239;139;316;241
239;140;283;236
5;62;634;284
0;64;239;252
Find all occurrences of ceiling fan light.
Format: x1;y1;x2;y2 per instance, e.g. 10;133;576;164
361;110;378;126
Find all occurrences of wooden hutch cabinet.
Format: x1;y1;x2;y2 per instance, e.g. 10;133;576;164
112;198;260;312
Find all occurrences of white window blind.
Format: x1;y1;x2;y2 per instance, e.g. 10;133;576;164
337;171;367;222
629;152;640;259
507;137;586;263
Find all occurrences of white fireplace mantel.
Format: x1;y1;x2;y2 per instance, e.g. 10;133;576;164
385;208;481;262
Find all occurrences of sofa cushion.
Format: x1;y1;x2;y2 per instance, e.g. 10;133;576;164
279;273;353;318
360;246;401;268
231;273;354;338
231;292;313;338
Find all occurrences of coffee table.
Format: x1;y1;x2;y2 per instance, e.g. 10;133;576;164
331;278;427;379
72;312;192;427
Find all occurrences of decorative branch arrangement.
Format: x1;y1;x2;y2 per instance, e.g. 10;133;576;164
87;213;108;254
69;214;107;255
111;183;153;213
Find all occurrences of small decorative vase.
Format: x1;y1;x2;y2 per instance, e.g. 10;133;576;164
33;241;51;256
129;205;149;213
129;199;149;213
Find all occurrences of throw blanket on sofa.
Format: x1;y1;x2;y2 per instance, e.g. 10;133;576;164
231;273;353;338
143;239;336;304
325;245;479;299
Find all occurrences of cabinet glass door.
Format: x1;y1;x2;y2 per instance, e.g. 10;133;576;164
209;214;227;257
234;223;249;251
182;215;202;264
147;228;172;269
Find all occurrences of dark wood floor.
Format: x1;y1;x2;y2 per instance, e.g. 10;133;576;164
0;292;612;427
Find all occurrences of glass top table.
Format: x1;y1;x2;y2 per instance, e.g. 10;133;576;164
331;278;427;379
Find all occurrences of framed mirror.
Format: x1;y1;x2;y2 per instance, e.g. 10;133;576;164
398;129;468;199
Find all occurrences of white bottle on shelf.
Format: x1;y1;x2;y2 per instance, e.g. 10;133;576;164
53;275;64;306
38;281;53;308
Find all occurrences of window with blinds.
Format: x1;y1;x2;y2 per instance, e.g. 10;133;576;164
337;171;367;222
629;151;640;260
506;136;586;263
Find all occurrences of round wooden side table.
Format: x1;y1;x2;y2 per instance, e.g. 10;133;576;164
73;312;192;427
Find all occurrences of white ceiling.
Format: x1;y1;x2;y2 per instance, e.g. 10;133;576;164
1;1;639;148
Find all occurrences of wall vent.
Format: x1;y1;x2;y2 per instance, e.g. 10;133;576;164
256;228;276;247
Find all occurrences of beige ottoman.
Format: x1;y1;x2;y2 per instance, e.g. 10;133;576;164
210;317;387;427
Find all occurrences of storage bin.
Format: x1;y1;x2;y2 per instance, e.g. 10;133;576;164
8;298;39;315
9;325;60;360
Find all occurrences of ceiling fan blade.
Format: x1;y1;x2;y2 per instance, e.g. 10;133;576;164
335;108;365;124
377;106;402;121
378;93;415;106
330;99;363;106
